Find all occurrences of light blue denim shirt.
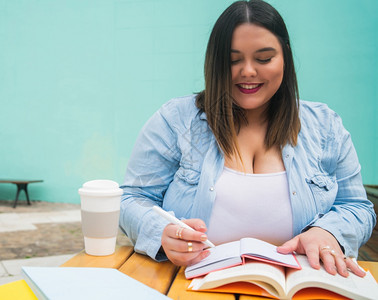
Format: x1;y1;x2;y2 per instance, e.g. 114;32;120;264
119;94;375;260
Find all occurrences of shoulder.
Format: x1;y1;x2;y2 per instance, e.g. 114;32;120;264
157;94;202;129
140;94;202;139
298;100;350;159
299;100;337;120
160;94;198;115
299;100;344;133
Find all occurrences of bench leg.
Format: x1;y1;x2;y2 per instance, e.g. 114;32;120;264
24;184;31;205
12;183;31;208
13;186;21;208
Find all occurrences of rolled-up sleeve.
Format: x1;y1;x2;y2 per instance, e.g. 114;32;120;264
119;102;181;260
307;112;376;257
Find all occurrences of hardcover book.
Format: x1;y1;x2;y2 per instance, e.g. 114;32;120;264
188;255;378;300
185;237;301;279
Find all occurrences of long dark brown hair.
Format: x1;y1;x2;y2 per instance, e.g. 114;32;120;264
196;0;300;160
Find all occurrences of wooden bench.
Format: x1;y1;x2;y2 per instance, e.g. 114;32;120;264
0;180;43;208
358;185;378;262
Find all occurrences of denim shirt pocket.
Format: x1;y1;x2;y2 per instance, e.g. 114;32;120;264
306;174;338;213
175;166;201;185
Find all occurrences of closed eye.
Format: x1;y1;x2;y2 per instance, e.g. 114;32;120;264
231;59;241;64
256;57;272;64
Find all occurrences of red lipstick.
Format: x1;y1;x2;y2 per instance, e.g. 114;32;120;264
237;83;263;94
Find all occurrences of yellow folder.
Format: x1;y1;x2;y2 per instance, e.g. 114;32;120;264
0;280;38;300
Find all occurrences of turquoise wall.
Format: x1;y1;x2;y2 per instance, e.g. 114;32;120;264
0;0;376;203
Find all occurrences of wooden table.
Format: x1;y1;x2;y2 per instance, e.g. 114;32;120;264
0;180;43;208
61;245;378;300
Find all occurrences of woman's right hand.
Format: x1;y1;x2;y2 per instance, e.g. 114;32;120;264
161;219;211;266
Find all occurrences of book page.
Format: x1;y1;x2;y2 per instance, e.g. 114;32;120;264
189;261;287;298
185;241;242;278
240;237;300;268
285;255;378;300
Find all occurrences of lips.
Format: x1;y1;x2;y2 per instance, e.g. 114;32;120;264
237;83;263;94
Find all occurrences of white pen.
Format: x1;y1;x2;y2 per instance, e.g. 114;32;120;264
152;206;215;248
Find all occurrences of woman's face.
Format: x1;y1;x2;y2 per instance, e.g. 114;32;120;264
230;23;284;113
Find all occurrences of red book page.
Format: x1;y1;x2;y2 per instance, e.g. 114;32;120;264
188;281;278;299
292;287;350;300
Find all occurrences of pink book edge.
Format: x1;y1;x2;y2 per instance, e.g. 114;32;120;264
185;253;302;279
242;253;302;270
185;261;243;279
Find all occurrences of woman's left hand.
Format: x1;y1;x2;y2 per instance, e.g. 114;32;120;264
277;227;366;277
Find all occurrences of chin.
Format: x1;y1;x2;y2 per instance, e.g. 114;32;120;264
233;98;269;111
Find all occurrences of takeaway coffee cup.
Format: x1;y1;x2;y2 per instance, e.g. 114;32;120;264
78;180;123;256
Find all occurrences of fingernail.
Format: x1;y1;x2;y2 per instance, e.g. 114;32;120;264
332;267;337;275
200;235;208;241
203;250;210;258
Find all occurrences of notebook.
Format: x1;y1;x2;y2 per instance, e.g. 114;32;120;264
22;266;170;300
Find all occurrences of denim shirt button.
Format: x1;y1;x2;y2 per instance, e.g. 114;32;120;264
285;154;290;158
209;187;214;191
292;191;297;196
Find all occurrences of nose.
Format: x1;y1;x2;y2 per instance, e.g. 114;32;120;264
241;60;257;77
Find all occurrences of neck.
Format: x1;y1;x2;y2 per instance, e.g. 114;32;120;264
243;106;268;128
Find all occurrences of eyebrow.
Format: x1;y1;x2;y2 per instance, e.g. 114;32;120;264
231;47;277;53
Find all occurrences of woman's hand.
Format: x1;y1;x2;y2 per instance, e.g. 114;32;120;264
161;219;211;266
277;227;365;277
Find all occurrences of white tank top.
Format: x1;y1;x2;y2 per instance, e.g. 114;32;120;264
207;167;293;246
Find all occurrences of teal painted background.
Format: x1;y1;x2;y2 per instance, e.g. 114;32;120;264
0;0;376;203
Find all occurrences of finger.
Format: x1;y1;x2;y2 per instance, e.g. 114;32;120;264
319;250;337;275
168;223;209;244
276;236;300;254
163;230;206;252
176;227;209;244
182;219;208;233
334;255;349;277
174;240;206;253
167;241;209;266
165;225;193;240
164;224;179;238
188;250;211;265
345;258;366;277
168;250;205;266
305;246;321;270
164;240;204;265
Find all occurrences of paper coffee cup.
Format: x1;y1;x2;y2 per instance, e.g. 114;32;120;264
78;180;123;256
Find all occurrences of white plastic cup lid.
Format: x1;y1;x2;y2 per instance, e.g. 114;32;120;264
78;180;123;197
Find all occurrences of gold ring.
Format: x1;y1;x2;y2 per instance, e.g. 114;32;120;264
187;242;193;252
175;228;180;238
178;227;184;239
320;245;332;251
320;246;337;258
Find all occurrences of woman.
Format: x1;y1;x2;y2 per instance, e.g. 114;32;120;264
119;0;375;278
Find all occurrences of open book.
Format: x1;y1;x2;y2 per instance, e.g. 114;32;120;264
188;255;378;300
185;237;301;279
